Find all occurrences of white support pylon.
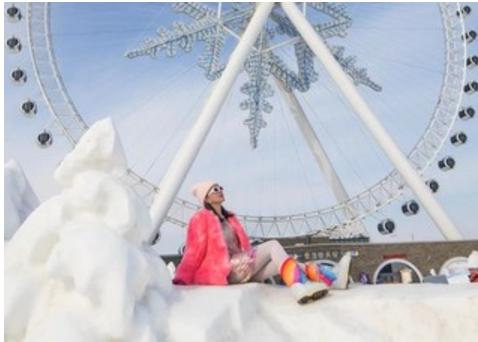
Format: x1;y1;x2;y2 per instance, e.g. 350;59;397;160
281;2;462;240
148;3;276;243
275;78;350;204
275;78;368;237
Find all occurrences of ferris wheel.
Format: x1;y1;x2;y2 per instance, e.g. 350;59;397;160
5;3;477;244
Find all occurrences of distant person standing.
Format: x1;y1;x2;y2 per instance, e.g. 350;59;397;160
468;250;478;283
172;180;351;304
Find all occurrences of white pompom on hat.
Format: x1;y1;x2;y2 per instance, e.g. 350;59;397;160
190;180;217;205
468;250;478;269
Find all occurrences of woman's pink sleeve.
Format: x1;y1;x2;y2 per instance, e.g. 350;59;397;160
172;214;207;285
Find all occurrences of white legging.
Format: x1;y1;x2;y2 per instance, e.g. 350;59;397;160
250;240;289;282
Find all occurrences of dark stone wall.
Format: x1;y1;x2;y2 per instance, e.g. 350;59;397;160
162;240;478;283
285;240;478;282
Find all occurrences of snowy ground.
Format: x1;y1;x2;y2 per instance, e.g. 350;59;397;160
166;283;478;342
5;118;478;342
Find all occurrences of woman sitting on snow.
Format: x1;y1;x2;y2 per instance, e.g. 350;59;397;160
172;180;351;304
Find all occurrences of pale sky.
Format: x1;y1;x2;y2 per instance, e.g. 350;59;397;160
4;2;478;252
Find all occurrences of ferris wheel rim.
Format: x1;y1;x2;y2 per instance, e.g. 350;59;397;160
26;2;468;238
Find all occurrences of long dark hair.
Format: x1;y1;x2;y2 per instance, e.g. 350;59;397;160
204;203;234;222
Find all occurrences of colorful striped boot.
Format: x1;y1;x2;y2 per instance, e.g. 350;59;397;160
280;257;329;304
305;263;337;287
306;253;352;290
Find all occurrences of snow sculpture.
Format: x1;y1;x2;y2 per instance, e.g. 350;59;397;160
5;118;172;342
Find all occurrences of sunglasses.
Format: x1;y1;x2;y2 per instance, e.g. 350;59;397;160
208;185;224;196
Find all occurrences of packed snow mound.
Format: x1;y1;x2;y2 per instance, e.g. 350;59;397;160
5;118;173;342
168;283;478;342
54;118;127;188
4;159;40;240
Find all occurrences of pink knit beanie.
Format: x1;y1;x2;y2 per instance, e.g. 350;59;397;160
190;180;217;205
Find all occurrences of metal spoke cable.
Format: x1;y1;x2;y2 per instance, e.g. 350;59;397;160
143;79;213;179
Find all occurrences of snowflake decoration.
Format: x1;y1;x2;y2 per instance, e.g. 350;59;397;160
126;2;381;148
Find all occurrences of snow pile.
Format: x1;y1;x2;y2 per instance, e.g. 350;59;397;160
168;282;478;342
4;118;173;342
4;117;478;342
4;159;40;240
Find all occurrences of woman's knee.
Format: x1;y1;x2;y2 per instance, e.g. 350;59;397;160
256;240;286;260
263;240;288;261
267;239;283;251
260;239;279;248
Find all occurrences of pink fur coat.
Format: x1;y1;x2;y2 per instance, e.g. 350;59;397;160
173;209;251;285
